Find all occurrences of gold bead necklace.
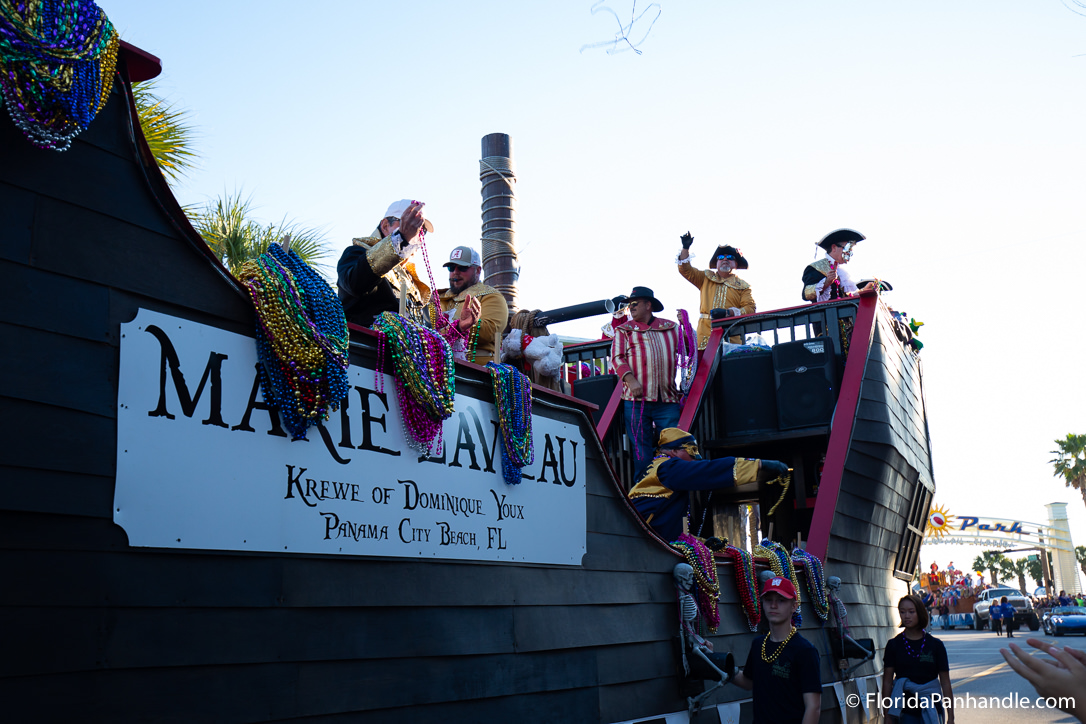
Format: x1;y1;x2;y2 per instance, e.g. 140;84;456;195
760;626;797;663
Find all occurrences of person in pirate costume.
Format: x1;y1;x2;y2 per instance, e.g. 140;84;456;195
677;232;756;348
626;428;789;542
337;199;433;328
438;245;509;367
800;228;875;303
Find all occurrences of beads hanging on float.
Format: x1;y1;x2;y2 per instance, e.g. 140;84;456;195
755;539;803;626
722;543;761;632
372;311;455;455
791;547;829;621
237;244;349;440
0;0;120;151
671;533;721;633
485;362;534;485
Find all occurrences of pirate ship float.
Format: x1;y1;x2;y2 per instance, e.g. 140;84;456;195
1;32;935;724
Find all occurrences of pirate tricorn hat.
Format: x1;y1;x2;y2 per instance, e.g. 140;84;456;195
817;228;865;252
711;245;749;270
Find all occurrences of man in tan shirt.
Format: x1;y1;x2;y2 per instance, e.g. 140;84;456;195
438;246;509;366
677;232;756;348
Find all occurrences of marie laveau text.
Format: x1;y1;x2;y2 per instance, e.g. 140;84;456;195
141;321;581;555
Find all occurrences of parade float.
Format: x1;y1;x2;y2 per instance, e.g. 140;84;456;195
1;7;934;722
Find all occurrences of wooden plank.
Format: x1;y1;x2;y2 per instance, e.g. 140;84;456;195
582;530;679;573
0;260;112;342
0;323;116;417
600;677;687;724
0;399;115;477
0;105;175;238
4;605;519;677
514;602;676;651
31;198;251;321
0;466;114;519
0;183;35;263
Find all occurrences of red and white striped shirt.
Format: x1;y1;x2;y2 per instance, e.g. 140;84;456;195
610;317;681;403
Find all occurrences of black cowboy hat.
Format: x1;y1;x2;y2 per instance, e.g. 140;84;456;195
817;228;865;252
711;245;749;270
627;286;664;313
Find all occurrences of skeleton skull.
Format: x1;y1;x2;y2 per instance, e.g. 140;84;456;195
673;563;695;591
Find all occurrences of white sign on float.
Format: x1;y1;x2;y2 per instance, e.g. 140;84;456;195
114;309;587;565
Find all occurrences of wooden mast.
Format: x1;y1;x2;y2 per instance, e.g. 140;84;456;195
480;133;518;310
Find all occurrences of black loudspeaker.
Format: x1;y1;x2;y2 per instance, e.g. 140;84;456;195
773;339;838;430
572;374;618;425
720;353;778;436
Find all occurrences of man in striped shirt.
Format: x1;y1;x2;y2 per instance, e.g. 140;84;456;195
610;286;681;476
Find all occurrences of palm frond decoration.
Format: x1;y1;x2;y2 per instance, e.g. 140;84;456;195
132;80;198;183
189;190;330;277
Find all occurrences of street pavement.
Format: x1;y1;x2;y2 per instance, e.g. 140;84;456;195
929;627;1079;723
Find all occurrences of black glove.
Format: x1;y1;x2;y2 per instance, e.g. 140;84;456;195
709;308;734;320
758;460;790;482
680;231;694;249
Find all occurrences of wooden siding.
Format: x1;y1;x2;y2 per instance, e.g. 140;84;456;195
0;72;709;724
827;311;936;676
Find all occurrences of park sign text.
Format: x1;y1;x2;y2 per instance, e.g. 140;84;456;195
114;309;586;565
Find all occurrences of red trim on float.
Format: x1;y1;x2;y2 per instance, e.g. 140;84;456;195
805;290;879;561
119;41;162;82
678;327;724;431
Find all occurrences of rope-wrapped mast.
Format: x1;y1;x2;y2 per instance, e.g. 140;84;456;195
480;133;518;310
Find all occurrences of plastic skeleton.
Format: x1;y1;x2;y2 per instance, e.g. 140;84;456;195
674;563;734;715
826;575;875;678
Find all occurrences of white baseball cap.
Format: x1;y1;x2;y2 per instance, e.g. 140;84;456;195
384;199;435;233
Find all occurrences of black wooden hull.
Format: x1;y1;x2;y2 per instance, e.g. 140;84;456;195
1;48;931;723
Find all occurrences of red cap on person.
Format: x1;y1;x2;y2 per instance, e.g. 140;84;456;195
761;576;797;599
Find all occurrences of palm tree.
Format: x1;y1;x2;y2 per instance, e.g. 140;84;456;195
1051;433;1086;512
131;85;330;277
189;191;329;277
973;551;1008;586
999;556;1030;594
132;81;198;184
1077;546;1086;578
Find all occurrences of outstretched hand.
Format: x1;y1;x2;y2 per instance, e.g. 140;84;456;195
758;460;790;482
680;231;694;249
458;294;481;332
1001;639;1086;721
399;201;427;245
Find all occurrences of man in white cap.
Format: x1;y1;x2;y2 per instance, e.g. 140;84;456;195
337;200;434;327
437;246;508;366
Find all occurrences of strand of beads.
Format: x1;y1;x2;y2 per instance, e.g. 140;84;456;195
237;245;349;440
755;539;802;626
722;544;761;631
791;548;830;621
0;0;120;151
371;312;455;454
671;533;720;633
485;362;534;484
676;309;698;395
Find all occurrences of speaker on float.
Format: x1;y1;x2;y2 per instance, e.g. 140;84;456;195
720;353;778;436
572;374;618;426
773;339;838;430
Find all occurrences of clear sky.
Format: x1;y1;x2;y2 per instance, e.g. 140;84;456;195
103;1;1086;583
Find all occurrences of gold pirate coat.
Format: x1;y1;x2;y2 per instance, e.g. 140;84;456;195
678;264;756;348
439;282;510;367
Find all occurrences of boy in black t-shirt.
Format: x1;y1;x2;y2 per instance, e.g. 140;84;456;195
733;576;822;724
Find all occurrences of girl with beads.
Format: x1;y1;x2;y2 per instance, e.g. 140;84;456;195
881;593;955;724
732;576;822;724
